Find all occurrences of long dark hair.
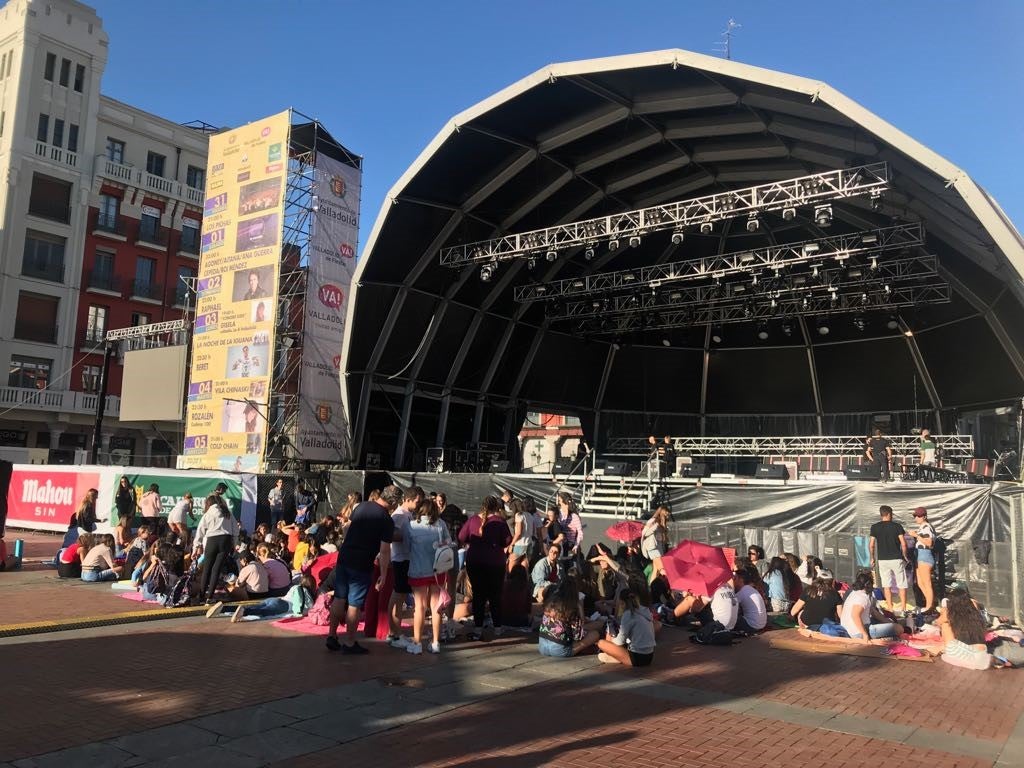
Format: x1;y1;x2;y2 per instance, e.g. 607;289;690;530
543;575;582;622
850;570;874;594
557;491;579;519
804;575;837;600
205;494;228;518
945;589;987;645
765;556;800;596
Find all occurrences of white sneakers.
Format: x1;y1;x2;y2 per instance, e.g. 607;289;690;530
389;633;440;655
428;641;441;654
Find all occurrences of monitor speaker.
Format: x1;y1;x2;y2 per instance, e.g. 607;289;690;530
678;462;709;478
756;464;790;480
844;465;881;481
552;458;574;474
604;461;629;476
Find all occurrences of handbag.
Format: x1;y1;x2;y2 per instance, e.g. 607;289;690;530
308;592;333;626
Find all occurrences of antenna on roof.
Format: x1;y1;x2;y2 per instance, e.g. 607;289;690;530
713;18;741;60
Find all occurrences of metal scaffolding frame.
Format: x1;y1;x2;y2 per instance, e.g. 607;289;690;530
604;434;975;459
264;142;314;472
514;223;924;303
440;162;889;267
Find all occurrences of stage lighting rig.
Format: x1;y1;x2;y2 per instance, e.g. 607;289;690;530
814;205;834;227
700;221;713;234
746;214;760;232
513;223;924;304
671;230;685;245
440;163;890;267
480;261;496;282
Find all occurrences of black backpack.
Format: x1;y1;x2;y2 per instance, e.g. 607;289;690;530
690;620;735;646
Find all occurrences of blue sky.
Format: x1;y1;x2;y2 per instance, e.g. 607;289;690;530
92;0;1024;241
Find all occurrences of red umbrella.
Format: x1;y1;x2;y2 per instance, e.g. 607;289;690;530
605;520;645;542
662;540;733;598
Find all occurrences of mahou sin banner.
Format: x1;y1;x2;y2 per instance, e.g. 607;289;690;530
7;467;101;532
298;150;361;462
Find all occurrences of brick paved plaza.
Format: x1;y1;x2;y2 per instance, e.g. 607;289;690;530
1;532;1022;768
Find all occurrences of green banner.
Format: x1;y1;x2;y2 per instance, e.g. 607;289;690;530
110;472;243;527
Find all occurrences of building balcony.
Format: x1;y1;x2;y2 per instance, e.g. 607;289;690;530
35;141;79;170
87;270;121;294
136;224;169;249
179;233;200;256
95;157;205;206
0;386;120;417
130;279;163;303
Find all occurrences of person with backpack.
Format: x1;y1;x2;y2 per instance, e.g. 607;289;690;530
403;499;454;654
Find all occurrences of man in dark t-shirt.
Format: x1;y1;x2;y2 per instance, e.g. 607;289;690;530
869;505;909;615
865;428;893;482
326;485;400;654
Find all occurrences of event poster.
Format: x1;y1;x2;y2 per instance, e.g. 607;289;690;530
297;151;361;462
179;110;291;473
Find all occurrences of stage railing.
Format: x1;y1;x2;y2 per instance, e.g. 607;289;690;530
604;434;975;460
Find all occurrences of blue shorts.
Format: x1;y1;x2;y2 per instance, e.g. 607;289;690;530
538;637;573;658
916;548;935;566
850;622;900;640
335;566;372;609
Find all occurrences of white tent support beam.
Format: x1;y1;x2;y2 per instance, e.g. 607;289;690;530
797;316;825;434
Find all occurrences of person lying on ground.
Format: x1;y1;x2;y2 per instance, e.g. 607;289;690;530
597;586;656;667
207;574;317;623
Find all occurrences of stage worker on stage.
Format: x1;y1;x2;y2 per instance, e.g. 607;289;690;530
919;429;937;466
866;429;893;482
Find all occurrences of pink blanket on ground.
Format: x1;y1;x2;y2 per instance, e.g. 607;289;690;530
117;591;160;604
270;616;411;635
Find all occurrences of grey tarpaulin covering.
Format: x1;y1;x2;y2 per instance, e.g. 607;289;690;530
391;472;1023;544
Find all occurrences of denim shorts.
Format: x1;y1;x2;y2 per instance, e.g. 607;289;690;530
538;637;573;658
916;548;935;566
850;622;900;640
335;566;372;609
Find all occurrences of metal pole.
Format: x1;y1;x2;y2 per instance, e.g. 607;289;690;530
90;342;116;464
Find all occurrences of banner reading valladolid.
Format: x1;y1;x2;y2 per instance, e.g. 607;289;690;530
298;151;361;462
179;110;291;473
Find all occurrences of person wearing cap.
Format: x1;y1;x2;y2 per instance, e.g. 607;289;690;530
869;505;909;615
909;507;937;612
919;429;937;466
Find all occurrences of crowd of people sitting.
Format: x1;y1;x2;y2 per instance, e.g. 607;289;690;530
51;481;1020;670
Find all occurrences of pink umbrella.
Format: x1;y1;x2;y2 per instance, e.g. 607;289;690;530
662;540;733;598
605;520;645;542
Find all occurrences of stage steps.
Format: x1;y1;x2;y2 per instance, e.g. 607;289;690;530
553;474;654;517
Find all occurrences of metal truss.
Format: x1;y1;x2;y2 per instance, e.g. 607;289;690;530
605;434;975;459
440;162;889;267
514;223;923;303
105;319;186;341
577;281;949;335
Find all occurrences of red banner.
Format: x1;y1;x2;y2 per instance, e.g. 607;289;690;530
6;468;101;532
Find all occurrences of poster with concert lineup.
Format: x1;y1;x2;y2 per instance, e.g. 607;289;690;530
179;110;290;473
297;151;361;462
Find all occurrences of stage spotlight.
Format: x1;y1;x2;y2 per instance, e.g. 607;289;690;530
853;314;866;331
584;247;595;260
781;318;794;337
591;300;602;311
527;256;537;270
817;317;830;336
870;191;883;211
629;235;642;248
700;221;713;234
782;207;796;221
608;239;620;251
870;256;878;270
886;314;900;330
757;322;769;341
746;214;760;233
802;243;820;257
546;250;558;262
814;205;833;227
661;337;671;347
480;262;495;282
711;327;723;344
671;230;684;245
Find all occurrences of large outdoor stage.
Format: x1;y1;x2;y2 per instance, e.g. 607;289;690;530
385;471;1022;545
